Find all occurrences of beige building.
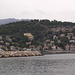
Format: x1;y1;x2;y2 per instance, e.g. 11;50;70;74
6;36;12;42
0;36;2;40
65;45;70;50
46;39;50;43
72;37;75;39
60;34;65;37
24;33;34;40
26;42;31;45
57;40;61;43
43;45;49;50
5;42;10;46
53;35;58;39
52;45;56;50
57;47;63;51
0;45;3;48
10;46;16;51
29;45;35;48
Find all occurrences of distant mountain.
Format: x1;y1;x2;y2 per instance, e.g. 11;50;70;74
0;18;30;25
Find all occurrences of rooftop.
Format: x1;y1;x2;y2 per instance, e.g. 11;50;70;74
24;33;33;37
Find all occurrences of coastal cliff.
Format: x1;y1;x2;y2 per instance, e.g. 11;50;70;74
0;51;41;58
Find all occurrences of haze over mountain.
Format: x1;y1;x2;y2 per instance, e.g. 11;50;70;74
0;18;30;25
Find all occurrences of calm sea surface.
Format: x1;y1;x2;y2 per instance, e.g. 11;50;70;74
0;54;75;75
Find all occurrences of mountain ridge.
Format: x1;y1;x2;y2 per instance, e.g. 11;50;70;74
0;18;30;25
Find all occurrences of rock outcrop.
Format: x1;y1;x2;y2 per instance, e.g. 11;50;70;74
0;51;41;58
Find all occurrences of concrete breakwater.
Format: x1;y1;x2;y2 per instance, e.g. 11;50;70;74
0;51;42;58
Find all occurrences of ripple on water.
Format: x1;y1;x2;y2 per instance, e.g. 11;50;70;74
0;54;75;75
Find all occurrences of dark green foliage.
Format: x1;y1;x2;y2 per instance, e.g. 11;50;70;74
57;43;65;50
0;19;75;49
31;40;40;46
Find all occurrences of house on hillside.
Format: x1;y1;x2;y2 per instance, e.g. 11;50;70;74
26;48;32;51
6;36;12;42
61;27;66;32
53;35;58;39
73;26;75;28
0;45;3;48
0;36;2;40
24;33;34;40
0;40;4;43
68;33;73;37
26;42;31;45
65;44;70;50
0;48;4;52
46;39;50;43
72;36;75;40
37;45;42;50
10;46;16;51
56;27;61;32
66;44;75;51
51;28;56;32
5;42;10;46
52;45;57;50
70;44;75;51
43;45;49;50
2;46;8;51
50;41;54;45
57;40;61;43
57;47;63;51
29;45;35;48
69;40;75;43
60;34;65;37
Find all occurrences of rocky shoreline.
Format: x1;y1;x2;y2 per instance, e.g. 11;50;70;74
0;51;42;58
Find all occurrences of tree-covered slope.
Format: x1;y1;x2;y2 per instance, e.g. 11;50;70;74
0;19;75;49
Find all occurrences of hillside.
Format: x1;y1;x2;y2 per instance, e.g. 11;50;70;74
0;19;75;51
0;18;30;25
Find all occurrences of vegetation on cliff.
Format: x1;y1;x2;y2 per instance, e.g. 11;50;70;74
0;19;75;51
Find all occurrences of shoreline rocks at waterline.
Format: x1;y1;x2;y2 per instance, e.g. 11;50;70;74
0;51;42;58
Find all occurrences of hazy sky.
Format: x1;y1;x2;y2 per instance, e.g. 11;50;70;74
0;0;75;22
